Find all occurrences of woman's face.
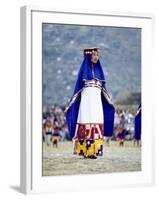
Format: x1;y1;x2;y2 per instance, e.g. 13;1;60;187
91;50;99;64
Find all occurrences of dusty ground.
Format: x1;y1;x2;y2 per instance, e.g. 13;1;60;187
42;141;141;176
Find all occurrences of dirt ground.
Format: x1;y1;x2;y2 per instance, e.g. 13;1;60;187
42;141;141;176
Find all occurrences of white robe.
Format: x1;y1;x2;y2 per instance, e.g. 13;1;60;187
77;85;104;124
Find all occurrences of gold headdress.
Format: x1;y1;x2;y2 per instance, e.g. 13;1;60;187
83;47;100;55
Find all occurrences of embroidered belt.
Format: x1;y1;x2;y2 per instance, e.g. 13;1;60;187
83;80;102;90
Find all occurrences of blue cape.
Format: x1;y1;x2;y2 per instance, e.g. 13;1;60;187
65;53;115;139
134;104;141;140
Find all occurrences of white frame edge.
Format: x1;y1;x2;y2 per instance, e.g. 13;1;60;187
25;5;154;19
20;6;32;194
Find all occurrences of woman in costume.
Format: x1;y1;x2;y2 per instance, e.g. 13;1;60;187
117;128;128;147
52;117;61;148
45;119;53;146
65;48;115;159
134;104;141;147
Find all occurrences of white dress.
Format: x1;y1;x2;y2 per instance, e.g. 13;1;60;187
77;79;104;124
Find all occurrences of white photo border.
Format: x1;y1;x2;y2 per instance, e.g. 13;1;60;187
20;6;154;194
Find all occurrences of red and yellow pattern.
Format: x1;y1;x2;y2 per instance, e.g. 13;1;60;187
74;123;104;158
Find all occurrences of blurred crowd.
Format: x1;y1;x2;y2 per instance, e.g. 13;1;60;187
42;104;138;145
42;105;69;145
114;109;135;140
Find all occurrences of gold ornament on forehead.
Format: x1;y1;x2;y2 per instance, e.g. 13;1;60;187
83;47;100;55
